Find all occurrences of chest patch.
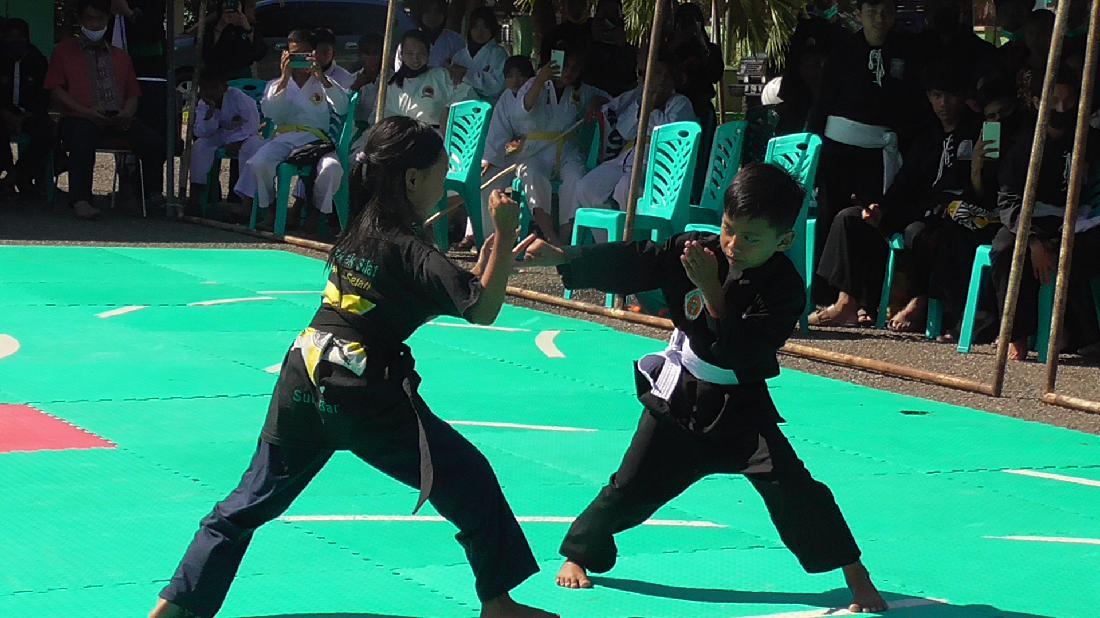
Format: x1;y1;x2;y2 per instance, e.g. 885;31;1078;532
684;288;705;321
422;86;435;99
310;92;324;105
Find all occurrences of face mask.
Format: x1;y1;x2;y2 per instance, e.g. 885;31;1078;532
81;26;107;43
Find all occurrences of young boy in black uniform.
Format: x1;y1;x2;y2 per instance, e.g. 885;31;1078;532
521;163;887;613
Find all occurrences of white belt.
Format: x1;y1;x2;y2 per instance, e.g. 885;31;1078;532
825;115;902;193
638;329;738;402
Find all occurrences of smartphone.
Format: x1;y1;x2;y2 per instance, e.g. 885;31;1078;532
982;121;1001;160
550;49;565;78
289;52;313;70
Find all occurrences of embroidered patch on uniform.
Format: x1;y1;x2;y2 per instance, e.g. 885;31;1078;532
422;86;435;98
890;58;905;79
684;288;705;320
958;139;974;160
310;92;324;104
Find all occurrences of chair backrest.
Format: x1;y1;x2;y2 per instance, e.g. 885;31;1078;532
444;99;493;184
228;78;268;104
636;121;702;231
698;121;748;215
337;92;362;163
763;132;822;191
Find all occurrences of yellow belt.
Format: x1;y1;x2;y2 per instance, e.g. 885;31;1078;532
527;131;569;176
276;124;332;144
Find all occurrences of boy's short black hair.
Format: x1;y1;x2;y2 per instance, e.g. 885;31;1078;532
287;29;314;48
976;71;1017;106
78;0;110;15
312;27;337;48
503;55;535;79
358;33;383;54
198;67;229;87
724;163;805;231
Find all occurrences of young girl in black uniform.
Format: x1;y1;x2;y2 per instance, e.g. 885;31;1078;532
522;163;888;613
151;117;555;618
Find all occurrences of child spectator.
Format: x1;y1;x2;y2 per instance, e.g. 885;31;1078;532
234;29;349;231
384;29;463;130
312;27;356;90
516;47;609;245
448;7;508;101
567;56;694;241
186;69;263;216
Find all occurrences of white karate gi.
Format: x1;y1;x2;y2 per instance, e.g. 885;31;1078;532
291;63;358;202
384;67;460;128
514;77;608;226
450;40;508;101
469;88;537;238
237;76;349;214
350;69;379;153
572;91;695;217
190;86;264;186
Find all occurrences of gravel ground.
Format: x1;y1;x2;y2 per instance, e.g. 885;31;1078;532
3;154;1097;435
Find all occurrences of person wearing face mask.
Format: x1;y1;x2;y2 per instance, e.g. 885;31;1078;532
44;0;165;220
991;66;1100;360
395;0;465;71
808;0;926;305
448;7;508;101
0;18;52;198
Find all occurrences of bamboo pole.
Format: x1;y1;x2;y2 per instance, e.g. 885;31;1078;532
1043;0;1100;395
375;0;401;124
179;215;334;252
1042;392;1100;415
990;0;1071;397
165;0;177;210
711;0;725;123
177;0;208;203
616;0;670;309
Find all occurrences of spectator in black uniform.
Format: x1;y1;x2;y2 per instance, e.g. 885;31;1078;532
0;18;53;197
541;0;592;65
204;0;266;81
582;0;637;98
777;0;843;135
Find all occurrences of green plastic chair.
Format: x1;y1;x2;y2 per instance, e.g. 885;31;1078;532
876;232;943;338
252;91;360;236
567;121;702;307
684;223;721;234
431;99;493;248
200;78;270;216
763;133;822;334
513;121;602;239
689;121;747;226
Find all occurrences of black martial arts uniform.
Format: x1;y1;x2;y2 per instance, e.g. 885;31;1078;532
817;115;983;316
556;234;861;575
161;230;537;617
809;29;926;301
992;128;1100;347
0;42;52;195
776;14;842;136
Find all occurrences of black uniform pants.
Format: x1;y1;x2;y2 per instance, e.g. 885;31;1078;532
991;222;1100;345
0;112;54;189
906;218;1000;330
816;206;889;313
559;411;861;575
58;116;165;206
160;411;538;617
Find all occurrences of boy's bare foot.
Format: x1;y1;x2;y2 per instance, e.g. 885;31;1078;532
809;302;862;327
480;592;558;617
842;561;887;613
555;560;593;589
149;597;193;618
1008;338;1029;361
888;296;927;333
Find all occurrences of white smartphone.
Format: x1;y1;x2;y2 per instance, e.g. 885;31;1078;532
982;121;1001;160
550;49;565;78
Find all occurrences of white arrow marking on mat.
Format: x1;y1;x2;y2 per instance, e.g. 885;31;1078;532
741;597;948;617
448;420;595;433
427;321;529;332
0;334;19;360
278;515;725;528
535;330;565;358
1003;469;1100;488
96;305;148;319
986;535;1100;546
188;296;277;307
264;364;282;374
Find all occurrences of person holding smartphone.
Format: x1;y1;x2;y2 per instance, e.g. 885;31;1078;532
204;0;265;81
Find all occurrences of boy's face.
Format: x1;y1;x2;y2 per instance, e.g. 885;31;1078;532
505;68;529;92
858;1;895;40
926;88;962;127
720;213;794;271
359;49;382;75
421;4;446;30
314;43;335;68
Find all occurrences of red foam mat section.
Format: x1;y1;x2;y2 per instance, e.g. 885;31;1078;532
0;404;115;453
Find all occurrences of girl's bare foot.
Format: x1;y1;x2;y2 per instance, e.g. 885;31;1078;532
809;302;862;327
480;592;558;617
149;598;193;618
843;561;887;613
887;296;927;333
555;560;593;589
1008;338;1029;361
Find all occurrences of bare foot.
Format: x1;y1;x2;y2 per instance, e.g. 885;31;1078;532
555;560;593;589
888;296;927;333
809;302;862;327
149;598;193;618
480;592;558;617
843;562;887;613
1008;339;1029;361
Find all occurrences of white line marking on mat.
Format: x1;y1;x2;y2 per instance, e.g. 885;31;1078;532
257;290;319;295
1003;469;1100;488
986;535;1100;546
188;296;276;307
535;330;565;358
448;420;596;433
427;321;528;332
741;597;947;617
96;305;148;319
264;364;282;374
278;515;726;528
201;281;219;285
0;334;20;360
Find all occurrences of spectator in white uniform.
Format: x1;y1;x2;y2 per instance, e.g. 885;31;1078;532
448;7;508;101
